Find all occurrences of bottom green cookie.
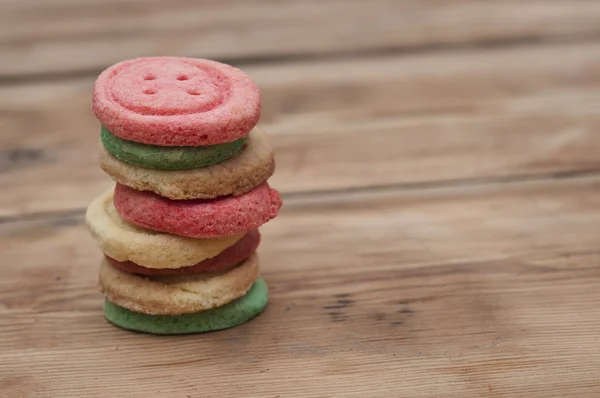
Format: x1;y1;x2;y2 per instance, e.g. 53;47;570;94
103;278;268;335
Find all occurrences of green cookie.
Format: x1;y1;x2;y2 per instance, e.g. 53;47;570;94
101;126;247;170
103;278;268;335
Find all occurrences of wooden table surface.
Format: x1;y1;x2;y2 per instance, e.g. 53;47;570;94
2;1;600;397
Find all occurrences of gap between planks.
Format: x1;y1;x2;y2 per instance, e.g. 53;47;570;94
2;167;600;226
3;0;600;80
2;31;600;87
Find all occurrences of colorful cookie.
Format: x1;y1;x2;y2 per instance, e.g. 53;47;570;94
99;128;275;200
99;253;260;315
107;229;260;275
101;126;247;170
92;57;261;146
114;182;282;239
86;188;244;268
104;278;268;335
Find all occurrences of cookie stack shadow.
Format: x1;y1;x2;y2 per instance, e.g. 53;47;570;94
85;57;282;335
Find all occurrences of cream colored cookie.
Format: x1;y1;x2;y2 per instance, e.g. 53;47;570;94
85;188;243;268
99;128;275;200
99;253;261;315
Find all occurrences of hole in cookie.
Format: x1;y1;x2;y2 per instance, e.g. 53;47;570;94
144;75;156;81
143;89;157;95
187;90;200;95
177;75;188;81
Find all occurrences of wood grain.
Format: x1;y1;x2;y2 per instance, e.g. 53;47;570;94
2;41;600;218
2;176;600;397
2;0;600;78
3;1;600;396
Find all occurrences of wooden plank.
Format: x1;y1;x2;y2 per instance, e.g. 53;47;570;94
2;176;600;397
2;0;600;78
2;42;600;218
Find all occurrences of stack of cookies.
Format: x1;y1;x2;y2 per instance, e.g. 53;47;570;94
85;57;282;335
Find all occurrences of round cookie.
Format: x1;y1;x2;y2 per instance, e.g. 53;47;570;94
101;126;247;170
107;229;260;275
99;128;275;200
104;278;268;335
114;182;282;239
86;188;244;268
92;57;261;147
99;253;260;315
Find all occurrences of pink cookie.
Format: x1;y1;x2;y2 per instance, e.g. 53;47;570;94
113;183;282;238
92;57;261;146
106;229;260;275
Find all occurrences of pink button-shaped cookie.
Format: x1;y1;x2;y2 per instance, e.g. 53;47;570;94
92;57;261;146
113;183;282;238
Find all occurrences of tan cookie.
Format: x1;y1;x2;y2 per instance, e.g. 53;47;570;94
86;188;243;268
99;128;275;200
99;253;260;315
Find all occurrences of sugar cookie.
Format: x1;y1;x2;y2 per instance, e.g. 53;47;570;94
92;57;260;146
